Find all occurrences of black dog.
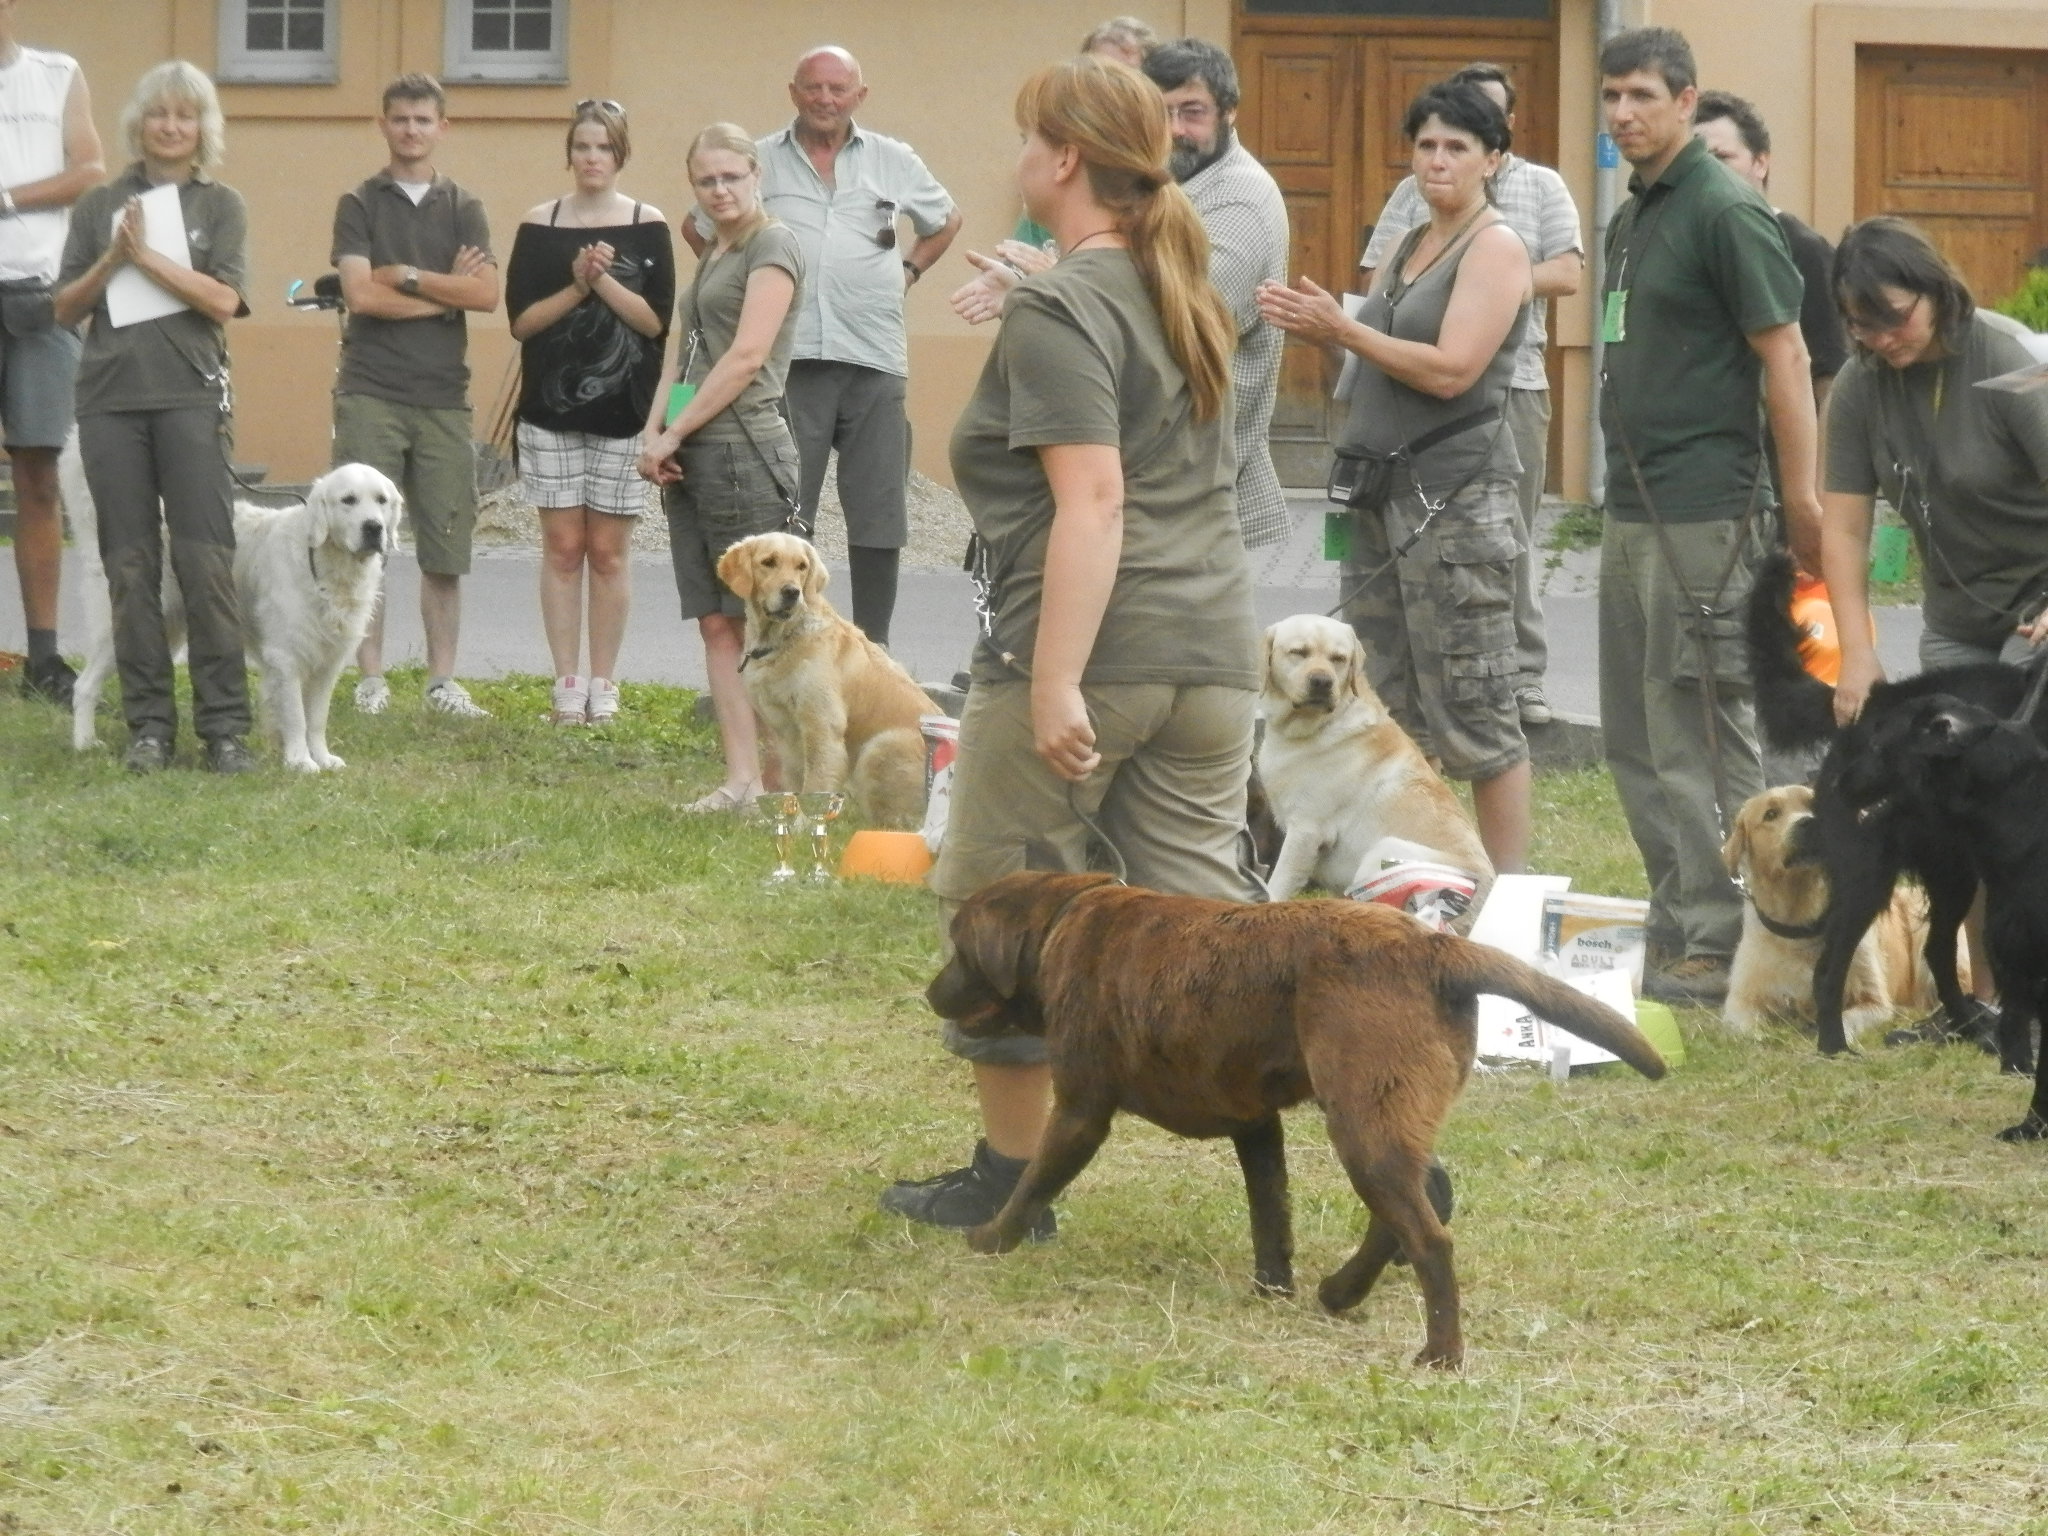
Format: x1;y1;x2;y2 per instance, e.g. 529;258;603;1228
1830;694;2048;1140
1747;552;2035;1064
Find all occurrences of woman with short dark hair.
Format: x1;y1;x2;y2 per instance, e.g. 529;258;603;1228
1820;215;2048;725
1258;79;1534;871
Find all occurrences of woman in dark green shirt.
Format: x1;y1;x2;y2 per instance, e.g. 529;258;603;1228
879;55;1262;1237
56;61;251;774
1820;217;2048;725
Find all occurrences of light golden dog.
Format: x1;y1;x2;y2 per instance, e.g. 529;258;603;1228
1720;783;1954;1038
716;532;935;827
1256;614;1493;924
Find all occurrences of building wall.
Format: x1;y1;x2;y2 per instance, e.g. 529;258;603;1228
30;0;1226;485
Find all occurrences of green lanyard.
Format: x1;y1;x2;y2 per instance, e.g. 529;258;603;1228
1602;185;1672;346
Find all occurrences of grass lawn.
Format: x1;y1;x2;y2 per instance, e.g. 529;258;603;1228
3;672;2046;1535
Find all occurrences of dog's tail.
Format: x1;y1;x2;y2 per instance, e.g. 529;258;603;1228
1436;938;1667;1079
1747;549;1838;755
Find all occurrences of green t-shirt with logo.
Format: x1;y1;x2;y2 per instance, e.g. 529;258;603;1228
948;248;1256;690
1600;136;1804;521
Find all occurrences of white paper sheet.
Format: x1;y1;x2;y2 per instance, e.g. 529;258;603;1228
105;183;192;329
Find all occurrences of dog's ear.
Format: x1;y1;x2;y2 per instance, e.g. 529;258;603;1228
717;539;757;599
306;473;334;550
1720;808;1751;877
1259;624;1277;687
802;543;830;601
1344;626;1372;703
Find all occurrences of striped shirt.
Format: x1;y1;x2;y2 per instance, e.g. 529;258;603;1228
1183;139;1291;549
1361;153;1582;392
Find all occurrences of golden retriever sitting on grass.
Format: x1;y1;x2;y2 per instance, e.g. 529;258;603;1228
716;532;935;827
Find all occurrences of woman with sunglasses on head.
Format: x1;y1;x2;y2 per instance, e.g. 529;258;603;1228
1821;216;2048;727
638;123;803;812
879;56;1264;1237
505;99;673;726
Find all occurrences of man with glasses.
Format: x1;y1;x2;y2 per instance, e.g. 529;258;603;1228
1595;28;1818;1008
688;45;957;646
1360;62;1583;729
332;73;499;718
1141;38;1290;550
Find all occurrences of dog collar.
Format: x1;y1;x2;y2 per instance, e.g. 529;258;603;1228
738;643;775;672
1745;891;1827;942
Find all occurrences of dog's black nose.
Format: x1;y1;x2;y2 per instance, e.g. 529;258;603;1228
779;584;801;605
1304;673;1334;700
362;521;383;552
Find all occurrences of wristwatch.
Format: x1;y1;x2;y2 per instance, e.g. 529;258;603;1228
902;259;921;284
399;266;421;296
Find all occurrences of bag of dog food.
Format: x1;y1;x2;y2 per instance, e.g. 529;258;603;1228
919;713;959;855
1349;860;1478;933
1540;892;1651;990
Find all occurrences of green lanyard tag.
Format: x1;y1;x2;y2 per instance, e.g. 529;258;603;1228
1601;289;1628;345
664;381;697;426
1323;509;1352;562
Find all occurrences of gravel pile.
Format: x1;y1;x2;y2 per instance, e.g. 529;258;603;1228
473;453;975;573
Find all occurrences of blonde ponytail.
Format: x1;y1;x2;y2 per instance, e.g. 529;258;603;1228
1016;57;1233;421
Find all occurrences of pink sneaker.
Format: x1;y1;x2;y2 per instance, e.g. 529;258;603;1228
586;676;620;724
550;675;588;726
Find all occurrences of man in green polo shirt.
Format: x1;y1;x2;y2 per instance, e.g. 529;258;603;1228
1596;27;1821;1007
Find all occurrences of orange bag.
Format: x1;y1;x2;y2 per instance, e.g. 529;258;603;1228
1789;574;1873;687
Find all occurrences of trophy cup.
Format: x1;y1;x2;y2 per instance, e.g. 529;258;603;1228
756;791;804;885
798;791;847;882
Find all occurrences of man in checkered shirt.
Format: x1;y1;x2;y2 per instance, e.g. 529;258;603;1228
1360;61;1584;728
1143;38;1291;550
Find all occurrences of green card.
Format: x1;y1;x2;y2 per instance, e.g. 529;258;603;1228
1323;509;1352;562
664;381;697;426
1601;289;1628;345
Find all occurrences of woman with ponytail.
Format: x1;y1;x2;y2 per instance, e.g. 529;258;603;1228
880;56;1263;1237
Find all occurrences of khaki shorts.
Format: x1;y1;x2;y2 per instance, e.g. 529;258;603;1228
930;678;1265;1065
1341;474;1528;781
333;392;476;576
663;434;801;621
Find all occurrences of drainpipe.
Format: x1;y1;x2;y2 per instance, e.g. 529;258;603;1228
1587;0;1627;508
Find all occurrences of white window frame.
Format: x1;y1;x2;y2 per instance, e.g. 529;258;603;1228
442;0;569;84
216;0;339;85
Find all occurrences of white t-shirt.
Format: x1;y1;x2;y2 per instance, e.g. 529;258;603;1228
0;45;79;284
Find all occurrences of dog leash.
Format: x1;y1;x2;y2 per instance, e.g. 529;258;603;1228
2011;649;2048;726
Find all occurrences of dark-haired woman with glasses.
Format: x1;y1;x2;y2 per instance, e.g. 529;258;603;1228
505;98;673;725
1820;216;2048;726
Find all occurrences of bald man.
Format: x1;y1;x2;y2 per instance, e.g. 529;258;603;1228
687;46;959;645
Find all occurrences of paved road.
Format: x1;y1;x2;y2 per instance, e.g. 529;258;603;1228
3;492;1924;718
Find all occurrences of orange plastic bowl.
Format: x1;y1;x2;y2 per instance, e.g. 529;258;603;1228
838;829;934;883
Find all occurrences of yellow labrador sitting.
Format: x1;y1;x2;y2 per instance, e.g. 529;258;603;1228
1720;784;1955;1039
1257;614;1493;923
716;533;935;827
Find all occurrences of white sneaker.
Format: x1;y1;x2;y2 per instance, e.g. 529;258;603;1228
551;675;589;726
354;675;390;714
586;676;620;724
424;678;491;718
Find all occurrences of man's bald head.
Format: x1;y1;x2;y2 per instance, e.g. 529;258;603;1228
790;45;868;142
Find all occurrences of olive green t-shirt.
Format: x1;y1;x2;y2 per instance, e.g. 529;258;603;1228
675;220;804;445
1826;310;2048;647
61;164;250;416
948;248;1257;690
1600;136;1804;521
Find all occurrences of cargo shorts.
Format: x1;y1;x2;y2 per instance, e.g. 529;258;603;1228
1341;474;1528;781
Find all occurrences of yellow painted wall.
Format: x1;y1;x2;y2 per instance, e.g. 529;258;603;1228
29;0;1226;484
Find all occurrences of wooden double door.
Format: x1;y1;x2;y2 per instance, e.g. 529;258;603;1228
1236;18;1559;484
1856;46;2048;308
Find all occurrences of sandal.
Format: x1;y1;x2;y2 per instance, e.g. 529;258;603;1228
684;780;761;814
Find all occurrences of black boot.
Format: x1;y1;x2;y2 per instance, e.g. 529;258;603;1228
879;1139;1056;1241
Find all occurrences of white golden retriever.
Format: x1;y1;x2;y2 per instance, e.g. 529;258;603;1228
233;463;397;770
1256;613;1494;925
65;443;397;771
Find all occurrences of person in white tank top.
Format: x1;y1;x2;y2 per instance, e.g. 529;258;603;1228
0;7;103;707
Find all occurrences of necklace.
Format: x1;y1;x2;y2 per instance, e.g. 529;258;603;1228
1063;229;1123;254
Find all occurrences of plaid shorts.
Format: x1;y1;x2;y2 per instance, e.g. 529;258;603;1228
515;422;648;518
1341;474;1528;781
